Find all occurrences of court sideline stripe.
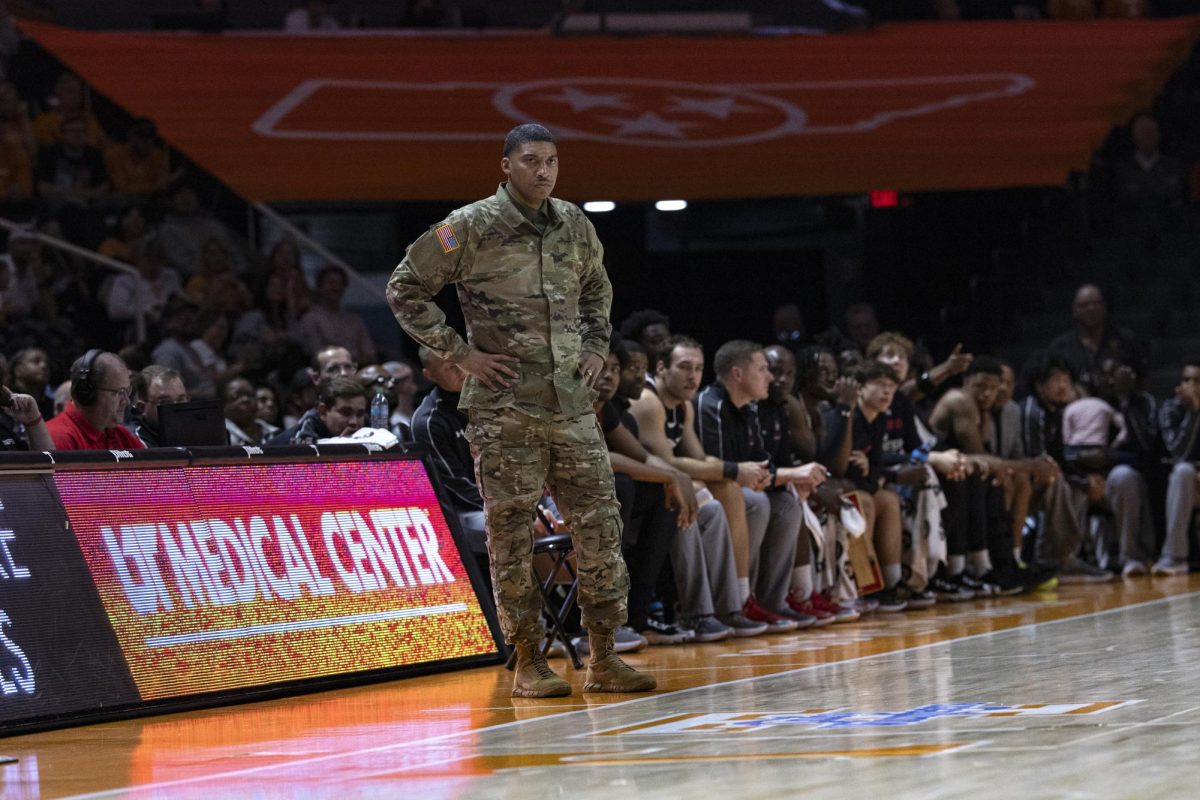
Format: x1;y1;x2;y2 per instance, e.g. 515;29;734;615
59;590;1200;799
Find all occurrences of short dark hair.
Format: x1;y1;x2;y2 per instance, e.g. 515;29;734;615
318;376;367;408
503;123;556;157
132;365;182;401
618;308;670;343
1023;350;1075;395
609;333;629;371
657;334;703;369
966;356;1003;378
795;345;834;391
714;340;763;379
853;361;898;385
315;264;347;288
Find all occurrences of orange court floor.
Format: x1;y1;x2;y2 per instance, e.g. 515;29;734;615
5;575;1200;799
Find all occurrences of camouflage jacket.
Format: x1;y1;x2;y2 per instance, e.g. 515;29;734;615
387;183;612;419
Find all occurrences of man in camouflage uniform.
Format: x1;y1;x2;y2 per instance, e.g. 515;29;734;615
386;123;655;698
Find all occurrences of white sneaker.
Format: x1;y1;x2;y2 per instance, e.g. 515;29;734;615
1152;559;1189;577
1121;560;1148;578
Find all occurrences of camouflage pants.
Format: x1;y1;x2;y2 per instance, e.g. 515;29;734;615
466;407;628;647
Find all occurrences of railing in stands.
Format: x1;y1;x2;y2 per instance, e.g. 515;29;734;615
0;216;146;344
253;201;380;299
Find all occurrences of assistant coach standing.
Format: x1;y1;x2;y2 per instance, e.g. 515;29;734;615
386;123;654;698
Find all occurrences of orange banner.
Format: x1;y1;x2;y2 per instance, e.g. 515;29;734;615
21;19;1200;202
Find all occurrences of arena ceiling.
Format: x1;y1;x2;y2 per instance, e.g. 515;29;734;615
21;18;1200;203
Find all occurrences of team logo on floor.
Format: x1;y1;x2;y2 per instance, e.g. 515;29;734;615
596;702;1139;736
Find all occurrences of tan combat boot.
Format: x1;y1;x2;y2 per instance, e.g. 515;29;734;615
582;630;657;693
511;643;571;698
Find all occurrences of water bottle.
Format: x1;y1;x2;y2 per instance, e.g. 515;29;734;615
370;390;389;431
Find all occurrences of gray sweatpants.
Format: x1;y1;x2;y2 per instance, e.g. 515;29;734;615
671;499;741;618
744;488;801;611
1103;465;1155;566
1163;462;1197;562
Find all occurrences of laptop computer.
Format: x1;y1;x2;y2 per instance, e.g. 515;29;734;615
158;399;229;447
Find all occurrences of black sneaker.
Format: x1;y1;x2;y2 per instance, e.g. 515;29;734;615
954;571;999;597
928;574;974;602
864;586;908;613
894;584;936;609
638;616;690;646
980;568;1025;597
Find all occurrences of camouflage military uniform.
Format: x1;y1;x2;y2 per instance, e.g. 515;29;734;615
387;184;627;647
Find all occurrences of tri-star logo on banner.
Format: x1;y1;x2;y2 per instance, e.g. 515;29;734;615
252;74;1032;147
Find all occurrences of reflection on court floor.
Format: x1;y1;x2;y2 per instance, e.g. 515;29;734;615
4;579;1198;799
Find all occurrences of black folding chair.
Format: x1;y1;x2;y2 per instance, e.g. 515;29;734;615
504;532;584;670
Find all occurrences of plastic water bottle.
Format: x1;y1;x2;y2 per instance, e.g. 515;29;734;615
370;390;389;431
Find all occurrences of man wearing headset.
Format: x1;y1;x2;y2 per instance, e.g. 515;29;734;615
46;350;146;451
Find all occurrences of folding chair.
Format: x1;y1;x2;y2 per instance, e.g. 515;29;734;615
505;532;584;671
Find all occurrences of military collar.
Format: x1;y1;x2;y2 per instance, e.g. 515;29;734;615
496;183;560;229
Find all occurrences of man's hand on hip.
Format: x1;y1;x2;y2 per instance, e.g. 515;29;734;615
458;348;519;390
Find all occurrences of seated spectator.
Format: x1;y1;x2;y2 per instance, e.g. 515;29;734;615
593;344;703;644
31;73;106;149
233;267;307;348
184;236;237;302
1155;360;1200;576
261;238;312;310
0;135;31;213
190;304;242;388
47;350;145;450
158;183;246;276
222;376;278;446
105;118;174;202
618;308;671;368
770;303;808;353
150;295;215;398
382;358;419;434
52;379;71;417
1048;284;1145;392
1020;350;1113;582
1;229;51;322
266;375;365;445
298;265;378;364
98;205;150;264
0;354;52;451
0;80;35;159
127;364;188;447
845;302;880;353
281;367;317;428
255;384;281;427
818;361;910;611
106;238;182;339
283;0;340;31
6;347;54;420
35;115;112;230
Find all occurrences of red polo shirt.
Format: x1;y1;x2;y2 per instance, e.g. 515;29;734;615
46;402;146;451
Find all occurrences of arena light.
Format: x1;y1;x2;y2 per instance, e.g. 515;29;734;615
654;200;688;212
583;201;615;213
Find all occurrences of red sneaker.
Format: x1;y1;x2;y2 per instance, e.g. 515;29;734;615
786;592;836;627
808;591;860;623
742;595;799;632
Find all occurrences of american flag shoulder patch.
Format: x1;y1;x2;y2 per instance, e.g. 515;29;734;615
434;223;461;254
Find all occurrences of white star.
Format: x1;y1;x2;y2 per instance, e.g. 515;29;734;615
538;87;633;112
663;95;754;120
603;112;700;139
